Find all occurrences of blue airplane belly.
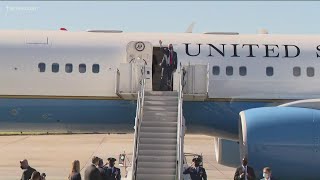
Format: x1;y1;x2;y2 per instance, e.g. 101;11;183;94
0;98;273;136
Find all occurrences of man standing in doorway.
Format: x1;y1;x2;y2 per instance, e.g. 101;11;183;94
159;40;178;91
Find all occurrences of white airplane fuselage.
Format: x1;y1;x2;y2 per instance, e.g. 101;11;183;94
1;30;320;139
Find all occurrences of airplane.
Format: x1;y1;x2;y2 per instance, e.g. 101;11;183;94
0;28;320;179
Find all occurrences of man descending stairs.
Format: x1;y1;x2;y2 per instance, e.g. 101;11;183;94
135;91;179;180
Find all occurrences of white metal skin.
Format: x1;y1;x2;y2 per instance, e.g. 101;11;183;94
1;30;320;100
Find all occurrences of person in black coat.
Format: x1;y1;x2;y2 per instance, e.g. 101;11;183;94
159;40;178;91
20;159;36;180
104;157;121;180
84;156;101;180
40;173;46;180
234;157;256;180
68;160;81;180
30;171;41;180
97;158;106;180
183;157;207;180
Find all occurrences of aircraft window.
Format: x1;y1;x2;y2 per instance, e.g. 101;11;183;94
226;66;233;76
38;63;45;72
266;67;273;76
92;64;100;73
293;67;301;77
212;66;220;75
65;64;73;73
239;66;247;76
52;63;59;73
79;64;86;73
307;67;315;77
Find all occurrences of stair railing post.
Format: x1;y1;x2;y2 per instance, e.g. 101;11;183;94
176;63;184;180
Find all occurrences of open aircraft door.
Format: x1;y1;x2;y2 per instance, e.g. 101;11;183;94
182;63;209;101
116;41;153;99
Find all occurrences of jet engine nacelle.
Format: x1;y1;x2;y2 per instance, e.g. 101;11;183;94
239;107;320;180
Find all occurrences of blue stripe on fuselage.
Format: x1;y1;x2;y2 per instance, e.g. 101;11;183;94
0;98;278;137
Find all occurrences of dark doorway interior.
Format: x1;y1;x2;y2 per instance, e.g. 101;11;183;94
152;47;164;91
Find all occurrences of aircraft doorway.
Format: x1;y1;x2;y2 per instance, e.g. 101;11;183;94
152;47;166;91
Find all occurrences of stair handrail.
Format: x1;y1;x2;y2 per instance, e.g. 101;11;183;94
131;66;146;180
176;63;185;180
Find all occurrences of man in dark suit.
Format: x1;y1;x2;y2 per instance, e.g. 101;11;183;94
104;157;121;180
84;156;101;180
97;158;106;179
159;40;178;91
20;159;36;180
183;157;207;180
234;157;256;180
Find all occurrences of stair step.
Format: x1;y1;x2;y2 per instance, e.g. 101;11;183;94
144;106;178;112
140;127;177;133
144;100;178;106
141;121;177;127
137;161;176;169
133;91;181;179
144;96;178;101
144;111;178;117
138;149;176;156
145;91;178;96
139;132;177;139
137;167;176;175
139;138;177;145
136;173;176;180
143;116;177;122
138;155;177;162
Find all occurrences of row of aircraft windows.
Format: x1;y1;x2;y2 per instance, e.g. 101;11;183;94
38;63;100;73
212;66;248;76
212;66;315;77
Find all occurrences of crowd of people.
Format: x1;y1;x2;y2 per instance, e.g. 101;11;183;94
182;156;275;180
19;156;120;180
20;156;275;180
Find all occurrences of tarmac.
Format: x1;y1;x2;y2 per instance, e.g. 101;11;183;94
0;134;236;180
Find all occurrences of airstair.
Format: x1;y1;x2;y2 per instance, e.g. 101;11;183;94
129;67;185;180
115;41;210;180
